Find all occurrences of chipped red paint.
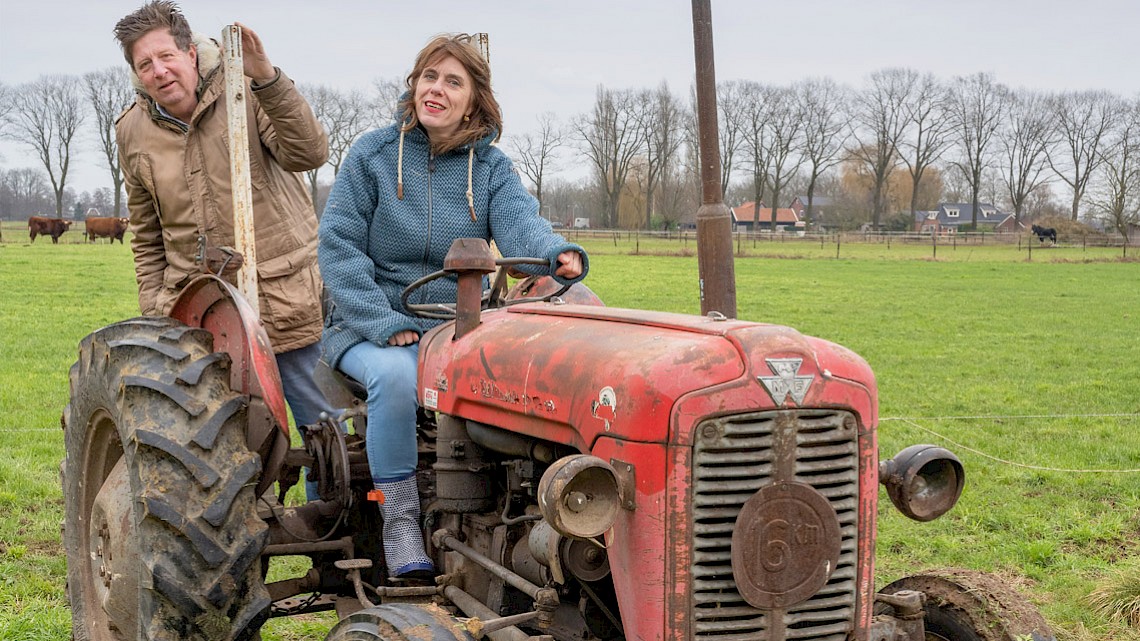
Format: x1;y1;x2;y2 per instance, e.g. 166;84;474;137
856;420;879;636
666;443;693;641
418;304;745;450
591;437;669;640
418;301;881;639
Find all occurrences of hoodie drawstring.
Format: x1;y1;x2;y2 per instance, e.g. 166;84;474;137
397;129;405;200
395;129;477;223
467;147;476;222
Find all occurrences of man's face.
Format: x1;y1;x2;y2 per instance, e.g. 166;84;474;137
131;29;198;120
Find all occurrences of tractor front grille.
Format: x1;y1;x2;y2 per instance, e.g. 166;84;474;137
691;409;859;641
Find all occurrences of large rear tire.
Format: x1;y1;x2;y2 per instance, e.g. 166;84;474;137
63;317;271;641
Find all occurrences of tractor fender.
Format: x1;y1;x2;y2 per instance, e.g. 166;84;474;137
169;274;290;492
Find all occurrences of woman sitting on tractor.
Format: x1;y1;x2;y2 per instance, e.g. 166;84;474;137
317;33;587;580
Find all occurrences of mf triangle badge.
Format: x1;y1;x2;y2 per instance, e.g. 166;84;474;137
758;358;814;405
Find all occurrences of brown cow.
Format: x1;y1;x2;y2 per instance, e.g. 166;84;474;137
28;216;73;244
85;216;130;244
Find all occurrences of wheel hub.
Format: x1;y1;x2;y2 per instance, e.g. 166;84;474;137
90;458;140;637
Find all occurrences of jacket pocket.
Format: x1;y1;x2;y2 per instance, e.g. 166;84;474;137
136;155;163;220
258;253;322;331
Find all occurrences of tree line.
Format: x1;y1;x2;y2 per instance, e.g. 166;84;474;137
2;67;1138;241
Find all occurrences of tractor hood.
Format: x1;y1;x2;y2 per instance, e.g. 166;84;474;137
417;303;877;451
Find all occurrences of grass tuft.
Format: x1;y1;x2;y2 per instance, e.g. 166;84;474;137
1089;563;1140;627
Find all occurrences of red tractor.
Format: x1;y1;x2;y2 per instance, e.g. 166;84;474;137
62;235;1055;641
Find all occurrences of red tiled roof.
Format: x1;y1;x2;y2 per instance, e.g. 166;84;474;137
731;202;800;224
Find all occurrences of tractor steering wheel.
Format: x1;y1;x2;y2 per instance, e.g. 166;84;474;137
401;256;571;320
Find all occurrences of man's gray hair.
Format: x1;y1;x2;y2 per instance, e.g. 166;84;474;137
113;1;193;68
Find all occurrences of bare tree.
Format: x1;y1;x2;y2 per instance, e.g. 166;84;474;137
714;80;746;199
637;82;686;229
797;77;850;228
848;68;911;228
507;112;563;217
997;88;1054;222
83;67;133;216
0;167;53;220
738;81;771;225
573;86;644;228
896;71;952;222
673;98;704;229
0;82;13;136
1091;96;1140;244
1047;90;1118;221
947;72;1007;228
370;77;403;128
300;84;372;215
4;75;86;217
760;84;805;226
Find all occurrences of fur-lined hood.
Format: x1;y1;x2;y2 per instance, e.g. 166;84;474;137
128;32;221;97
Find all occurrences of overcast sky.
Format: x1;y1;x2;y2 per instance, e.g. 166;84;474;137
2;0;1138;196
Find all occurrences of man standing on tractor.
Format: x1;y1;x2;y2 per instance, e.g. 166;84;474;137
113;1;335;457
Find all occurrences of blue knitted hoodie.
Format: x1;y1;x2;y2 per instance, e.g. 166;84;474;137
318;122;588;369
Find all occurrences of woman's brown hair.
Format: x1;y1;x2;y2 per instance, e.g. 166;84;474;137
400;34;502;155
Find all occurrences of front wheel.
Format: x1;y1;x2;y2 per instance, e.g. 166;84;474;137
876;569;1055;641
62;317;270;640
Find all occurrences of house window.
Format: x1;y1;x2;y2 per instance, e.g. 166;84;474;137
946;208;959;218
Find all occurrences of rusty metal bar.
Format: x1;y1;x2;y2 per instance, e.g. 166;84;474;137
435;531;544;600
691;0;737;318
263;537;353;557
222;25;259;307
443;585;530;641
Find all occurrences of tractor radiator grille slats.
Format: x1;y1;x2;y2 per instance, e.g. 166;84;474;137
691;410;859;641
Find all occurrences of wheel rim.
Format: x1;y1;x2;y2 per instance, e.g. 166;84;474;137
77;409;133;641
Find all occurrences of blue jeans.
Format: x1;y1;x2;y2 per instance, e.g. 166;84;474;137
277;342;336;428
338;341;420;483
276;342;337;500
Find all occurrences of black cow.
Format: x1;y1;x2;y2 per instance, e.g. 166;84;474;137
1031;224;1057;244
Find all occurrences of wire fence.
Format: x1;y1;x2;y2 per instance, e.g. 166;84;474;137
881;414;1140;474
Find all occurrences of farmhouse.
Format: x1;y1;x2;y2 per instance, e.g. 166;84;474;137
914;202;1016;233
790;195;835;229
731;201;804;233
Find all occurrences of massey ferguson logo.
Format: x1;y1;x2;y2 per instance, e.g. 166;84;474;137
758;358;814;405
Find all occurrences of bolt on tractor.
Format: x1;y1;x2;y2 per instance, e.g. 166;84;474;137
62;235;1055;641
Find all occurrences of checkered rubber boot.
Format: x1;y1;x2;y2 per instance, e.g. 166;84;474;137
376;475;434;578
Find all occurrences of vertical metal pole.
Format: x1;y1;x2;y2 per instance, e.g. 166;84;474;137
475;33;490;65
691;0;737;318
222;25;259;307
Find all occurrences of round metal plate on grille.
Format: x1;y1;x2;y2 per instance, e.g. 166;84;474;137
730;482;841;610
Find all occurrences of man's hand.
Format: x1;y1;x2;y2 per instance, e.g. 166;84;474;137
388;330;420;347
554;250;583;279
235;22;275;84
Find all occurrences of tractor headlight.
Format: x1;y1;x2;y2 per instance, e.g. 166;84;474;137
537;455;621;539
879;445;965;522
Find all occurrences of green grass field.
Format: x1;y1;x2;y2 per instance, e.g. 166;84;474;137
1;229;1138;640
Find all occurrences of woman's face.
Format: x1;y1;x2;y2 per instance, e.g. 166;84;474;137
414;55;473;141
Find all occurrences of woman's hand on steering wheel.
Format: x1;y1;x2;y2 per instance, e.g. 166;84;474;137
555;250;584;279
387;330;420;346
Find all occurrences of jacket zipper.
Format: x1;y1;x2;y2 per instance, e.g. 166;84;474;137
418;154;436;310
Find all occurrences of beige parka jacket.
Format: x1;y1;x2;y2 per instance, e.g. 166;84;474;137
116;35;329;352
